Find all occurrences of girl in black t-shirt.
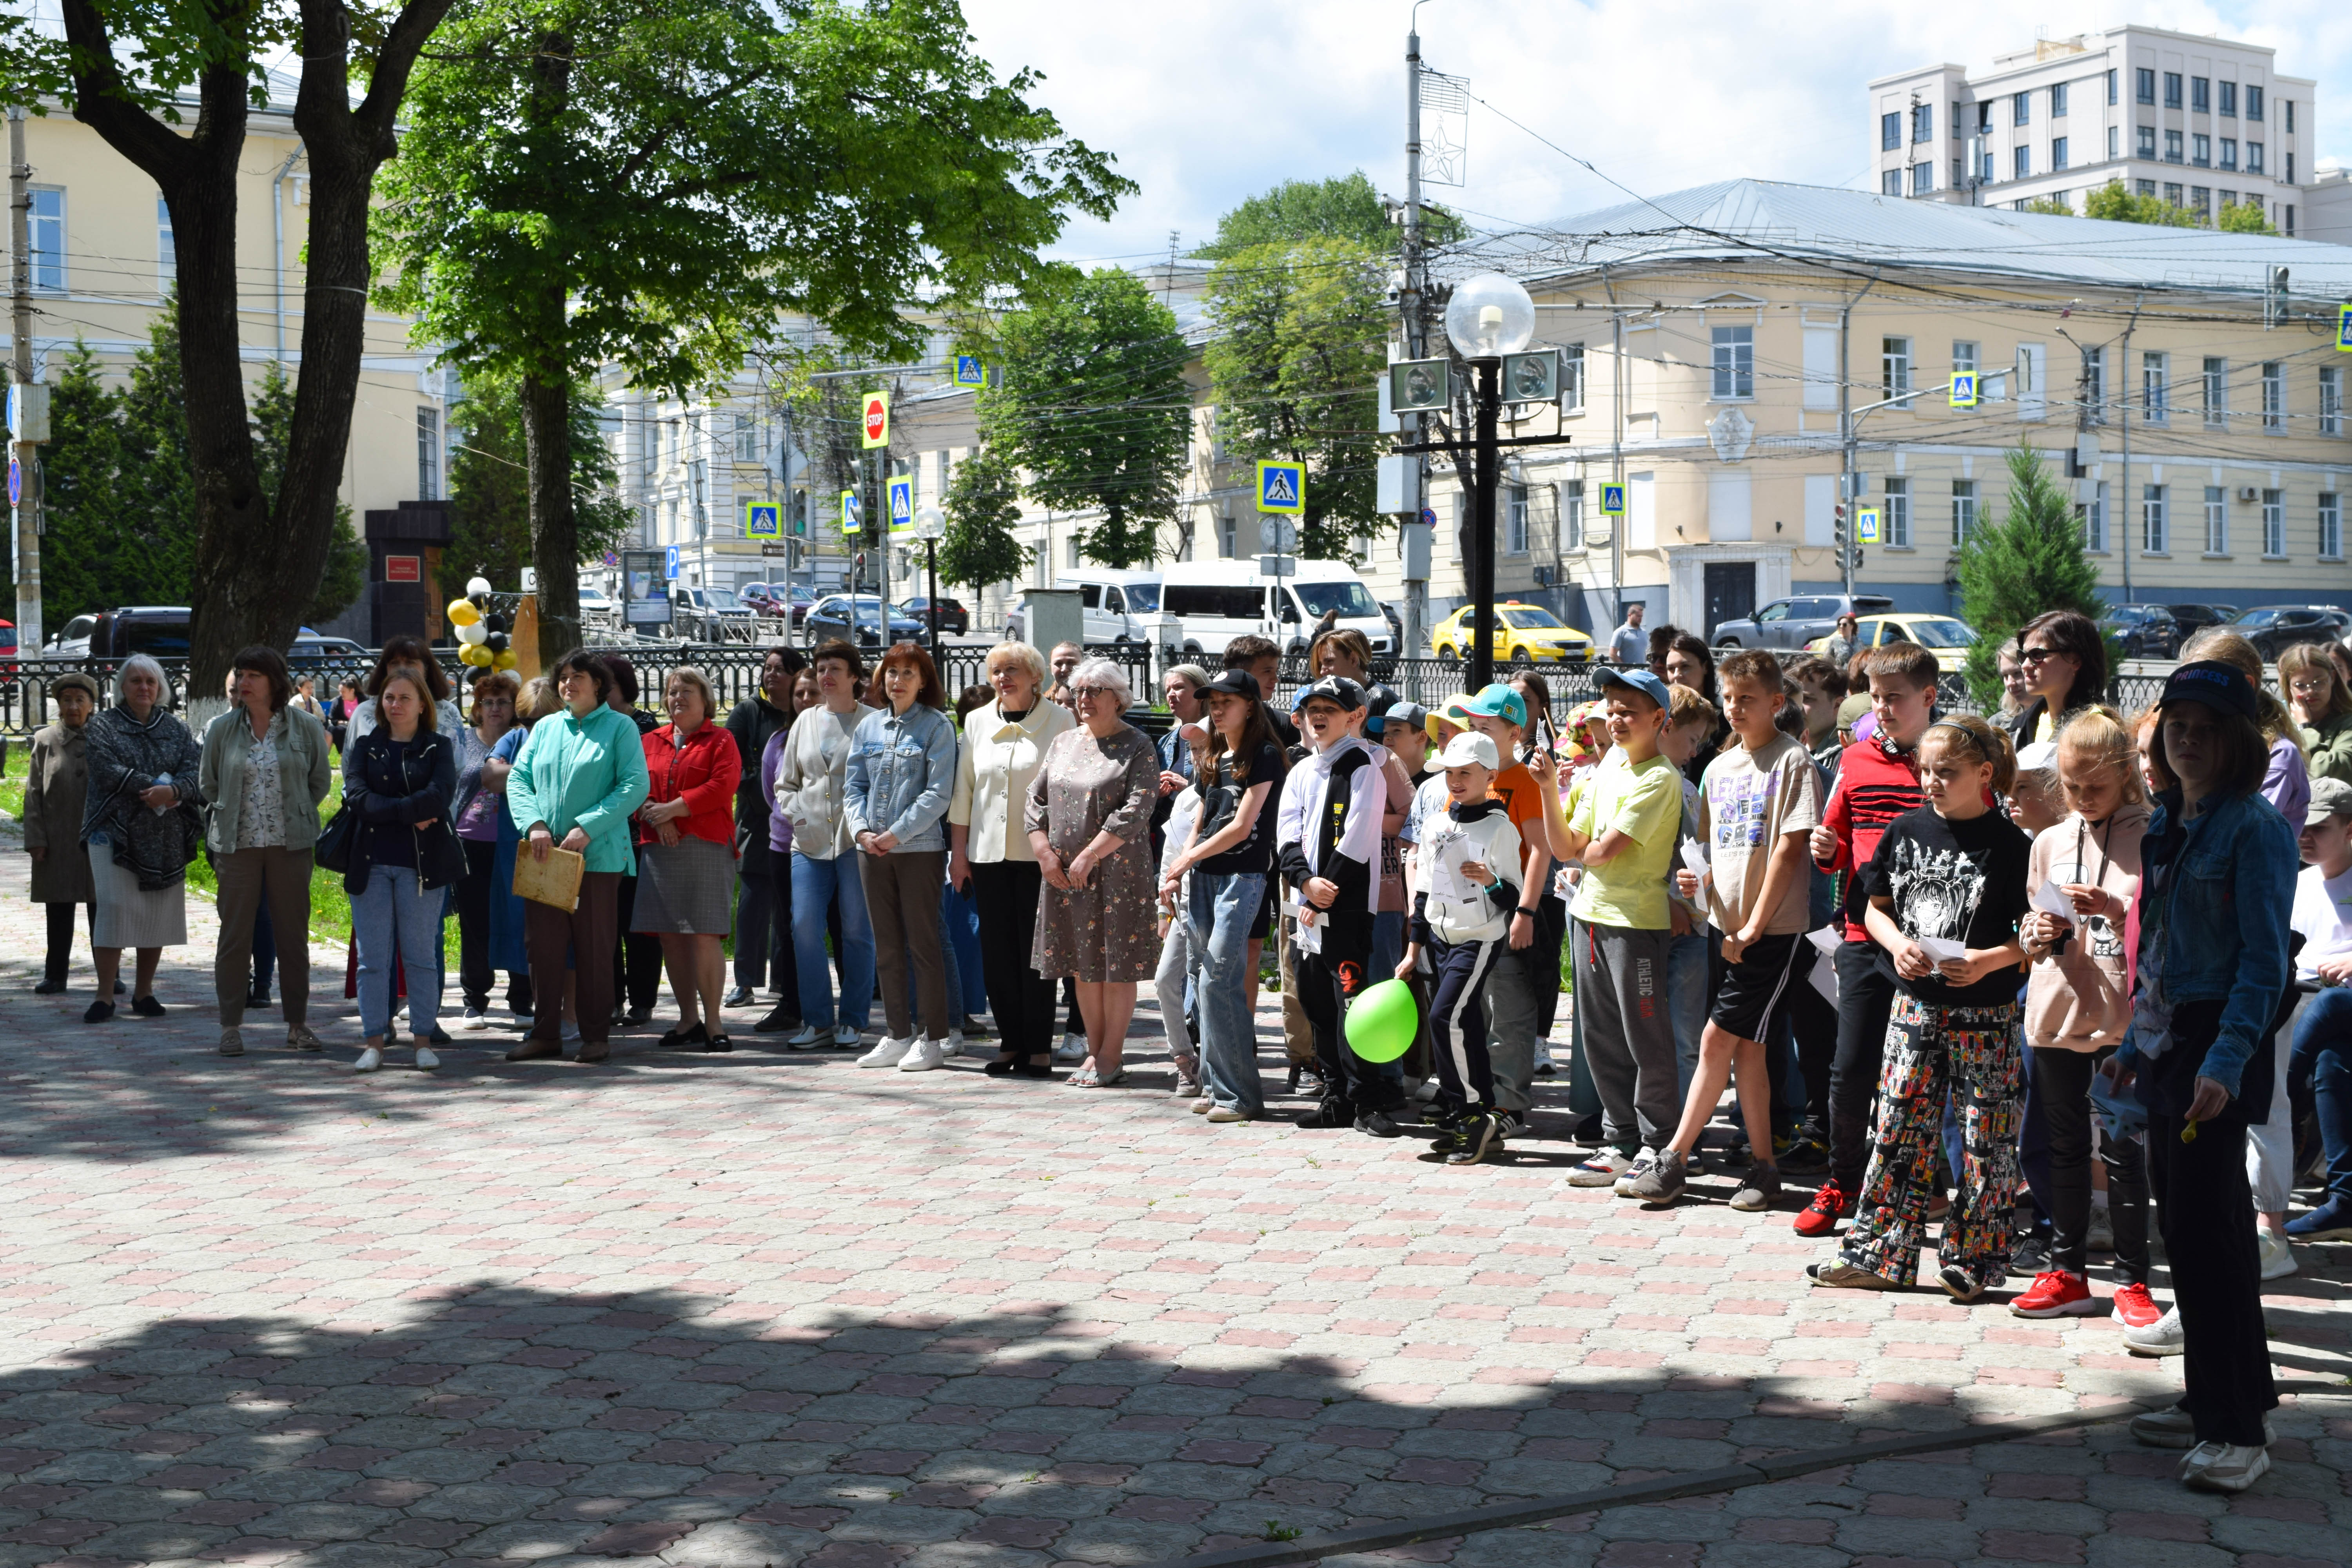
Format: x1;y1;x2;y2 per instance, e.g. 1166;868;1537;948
1811;713;2031;1301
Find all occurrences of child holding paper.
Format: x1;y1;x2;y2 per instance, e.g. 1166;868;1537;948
1810;711;2032;1298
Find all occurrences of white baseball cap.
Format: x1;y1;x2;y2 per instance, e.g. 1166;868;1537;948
1438;731;1500;771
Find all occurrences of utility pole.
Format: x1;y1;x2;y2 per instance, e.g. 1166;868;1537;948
1837;272;1881;600
9;105;42;656
1399;12;1429;675
2116;291;2143;605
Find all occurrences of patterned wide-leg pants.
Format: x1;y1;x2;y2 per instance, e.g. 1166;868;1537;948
1840;994;2023;1287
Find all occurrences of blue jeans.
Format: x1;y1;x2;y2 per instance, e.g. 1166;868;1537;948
1666;929;1712;1103
1188;870;1266;1116
791;851;875;1031
353;865;445;1040
2290;986;2352;1204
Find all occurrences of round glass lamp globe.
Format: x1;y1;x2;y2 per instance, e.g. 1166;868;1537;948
1444;272;1535;359
912;504;947;541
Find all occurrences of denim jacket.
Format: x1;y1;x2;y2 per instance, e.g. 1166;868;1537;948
2117;785;2297;1098
844;701;957;854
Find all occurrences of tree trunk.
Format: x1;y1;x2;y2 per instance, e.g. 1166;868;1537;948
523;367;582;660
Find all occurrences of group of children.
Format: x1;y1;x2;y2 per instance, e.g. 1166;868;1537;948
1150;626;2310;1498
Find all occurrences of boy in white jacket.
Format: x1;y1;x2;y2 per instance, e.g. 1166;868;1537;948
1277;678;1393;1132
1397;731;1524;1165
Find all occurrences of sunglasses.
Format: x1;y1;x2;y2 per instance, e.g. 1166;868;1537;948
2019;647;2063;664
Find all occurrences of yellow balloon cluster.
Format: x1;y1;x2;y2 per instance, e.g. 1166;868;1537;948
448;598;483;628
460;642;494;667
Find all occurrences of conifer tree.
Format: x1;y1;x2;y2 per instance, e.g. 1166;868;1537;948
1955;445;2107;706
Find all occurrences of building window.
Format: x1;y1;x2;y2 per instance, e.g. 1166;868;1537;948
2192;135;2210;168
1953;157;1964;188
1882;112;1902;151
2322;494;2343;561
1882;169;1902;197
2261;363;2285;433
2108;68;2118;106
1911;162;1933;195
2201;356;2227;427
1557;343;1584;412
2165;130;2183;163
2247;142;2263;174
1911;103;1933;143
1952;480;1977;545
2222;139;2241;172
156;195;175;289
2164;72;2182;109
733;413;759;463
2191;77;2210;114
1562;480;1585;550
1952;340;1978;382
2013;145;2031;179
2204;485;2228;555
1980;147;1995;183
2136;67;2156;104
2138;125;2157;158
2082;346;2105;423
2051;82;2068;118
1882;337;1913;406
28;188;62;292
1218;509;1236;558
2322;367;2343;437
2164;181;2183;205
2284;99;2294;133
2285;204;2295;236
1505;485;1528;554
2143;485;2167;552
2219;81;2236;117
1711;326;1753;399
1951;100;1963;141
2286;152;2294;183
2053;137;2069;171
2138;178;2156;196
417;407;441;501
2011;91;2029;127
1882;477;1910;547
2143;352;2168;424
1065;534;1082;570
2190;186;2210;218
2086;481;2109;552
2108;125;2119;159
2247;85;2263;121
2262;489;2285;557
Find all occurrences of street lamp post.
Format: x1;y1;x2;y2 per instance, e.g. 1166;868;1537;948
1443;274;1536;694
913;504;946;652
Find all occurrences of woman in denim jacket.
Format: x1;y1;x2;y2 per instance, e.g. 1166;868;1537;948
844;643;959;1072
2105;661;2296;1493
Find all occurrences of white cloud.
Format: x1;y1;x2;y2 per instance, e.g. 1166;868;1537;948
960;0;2349;258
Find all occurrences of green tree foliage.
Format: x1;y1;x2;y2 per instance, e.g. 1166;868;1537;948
937;445;1029;591
23;342;143;626
2218;199;2279;235
374;0;1130;656
2082;180;2201;228
1955;446;2107;705
1193;171;1463;259
1203;237;1385;560
969;269;1190;570
2022;195;2074;216
445;374;633;594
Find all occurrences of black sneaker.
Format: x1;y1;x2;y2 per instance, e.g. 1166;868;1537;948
1354;1109;1403;1138
1939;1263;1987;1302
245;987;272;1009
1779;1134;1830;1175
1571;1112;1607;1147
1295;1098;1356;1130
722;986;755;1008
130;995;166;1018
1446;1113;1499;1165
2009;1232;2053;1278
752;1004;800;1034
1425;1110;1465;1152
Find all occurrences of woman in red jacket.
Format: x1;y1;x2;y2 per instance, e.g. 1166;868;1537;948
633;666;744;1052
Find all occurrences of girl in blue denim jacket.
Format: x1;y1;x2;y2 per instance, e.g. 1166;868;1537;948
2105;660;2297;1494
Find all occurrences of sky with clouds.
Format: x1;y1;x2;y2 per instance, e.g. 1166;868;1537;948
960;0;2350;263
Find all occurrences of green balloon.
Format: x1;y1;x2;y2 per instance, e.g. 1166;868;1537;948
1344;978;1419;1063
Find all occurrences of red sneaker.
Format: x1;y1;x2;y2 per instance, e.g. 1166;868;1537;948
2110;1281;2163;1330
2009;1269;2098;1318
1793;1182;1849;1238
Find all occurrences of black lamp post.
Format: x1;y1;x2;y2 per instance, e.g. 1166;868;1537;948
913;504;946;652
1467;356;1501;693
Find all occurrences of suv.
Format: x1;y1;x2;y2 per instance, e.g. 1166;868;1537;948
2100;604;2180;660
2225;605;2341;662
1711;594;1894;652
2167;603;2238;641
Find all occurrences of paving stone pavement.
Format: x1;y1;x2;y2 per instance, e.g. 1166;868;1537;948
0;844;2343;1568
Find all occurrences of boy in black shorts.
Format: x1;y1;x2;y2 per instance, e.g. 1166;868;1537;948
1628;648;1823;1210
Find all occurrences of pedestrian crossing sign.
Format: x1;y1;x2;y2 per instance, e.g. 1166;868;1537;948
1856;506;1881;544
954;354;987;387
1599;483;1626;516
1257;461;1305;515
887;475;915;534
2338;303;2352;350
841;489;861;534
1950;372;1978;407
744;500;782;539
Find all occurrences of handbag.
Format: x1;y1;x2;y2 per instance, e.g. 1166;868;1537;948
315;795;359;875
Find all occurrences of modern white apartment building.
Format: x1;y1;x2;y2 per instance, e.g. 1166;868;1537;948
1869;26;2318;234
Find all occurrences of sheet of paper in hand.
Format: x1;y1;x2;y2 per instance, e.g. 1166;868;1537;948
2031;877;2078;919
1916;935;1968;965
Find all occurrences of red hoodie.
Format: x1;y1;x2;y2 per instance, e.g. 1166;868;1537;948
1816;731;1924;943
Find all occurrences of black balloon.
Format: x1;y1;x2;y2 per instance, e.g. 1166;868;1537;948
486;631;509;653
485;615;508;634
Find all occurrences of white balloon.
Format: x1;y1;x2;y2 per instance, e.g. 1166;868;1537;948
465;576;494;598
457;620;489;645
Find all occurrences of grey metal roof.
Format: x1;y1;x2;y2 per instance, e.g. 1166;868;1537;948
1452;178;2352;301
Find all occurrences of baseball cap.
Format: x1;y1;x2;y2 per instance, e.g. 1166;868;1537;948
1458;683;1528;727
2309;776;2352;825
1426;695;1478;742
1595;665;1673;710
1203;670;1263;702
2015;740;2059;774
2157;659;2258;721
1437;731;1500;771
1292;675;1366;712
1379;699;1428;740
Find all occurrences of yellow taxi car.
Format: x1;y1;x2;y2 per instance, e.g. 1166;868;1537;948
1804;612;1978;671
1431;602;1596;665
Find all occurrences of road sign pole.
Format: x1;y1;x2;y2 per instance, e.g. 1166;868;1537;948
9;107;41;657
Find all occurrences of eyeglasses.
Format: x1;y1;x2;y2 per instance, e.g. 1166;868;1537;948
2019;646;2062;664
1071;685;1116;701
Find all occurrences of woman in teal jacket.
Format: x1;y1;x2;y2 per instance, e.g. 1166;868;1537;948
502;650;650;1063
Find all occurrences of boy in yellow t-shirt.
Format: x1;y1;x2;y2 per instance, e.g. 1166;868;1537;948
1560;667;1686;1190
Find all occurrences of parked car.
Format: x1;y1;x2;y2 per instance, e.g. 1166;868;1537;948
670;585;755;641
2099;604;2181;660
2166;603;2238;640
1429;602;1595;665
895;595;969;636
805;594;925;648
0;617;15;675
1711;593;1895;651
740;581;791;617
42;606;193;661
289;634;368;668
1802;612;1978;672
2225;605;2342;662
1004;571;1161;646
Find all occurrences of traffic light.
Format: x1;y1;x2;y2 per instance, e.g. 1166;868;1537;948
1833;503;1847;550
2266;265;2290;330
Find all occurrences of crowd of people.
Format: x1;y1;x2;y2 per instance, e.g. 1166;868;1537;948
17;610;2343;1498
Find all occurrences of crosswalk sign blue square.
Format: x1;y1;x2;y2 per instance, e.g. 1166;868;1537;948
1599;483;1626;516
887;475;915;533
954;354;986;387
1950;372;1979;408
2338;303;2352;351
745;501;781;538
1256;461;1305;515
842;489;861;533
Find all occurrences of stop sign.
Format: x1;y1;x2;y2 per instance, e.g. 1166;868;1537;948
862;392;888;446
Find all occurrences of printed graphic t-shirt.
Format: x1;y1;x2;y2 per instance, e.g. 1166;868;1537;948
1699;733;1824;936
1197;740;1287;875
1861;805;2033;1006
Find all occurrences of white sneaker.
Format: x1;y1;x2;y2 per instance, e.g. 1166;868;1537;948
561;1022;582;1044
2258;1229;2298;1281
1055;1033;1087;1063
354;1047;383;1073
898;1038;947;1073
1412;1078;1440;1103
2180;1440;2271;1492
2123;1306;2185;1357
833;1024;863;1048
1614;1149;1662;1197
415;1046;440;1071
2133;1404;2275;1450
784;1024;825;1050
460;1008;488;1032
858;1036;913;1069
